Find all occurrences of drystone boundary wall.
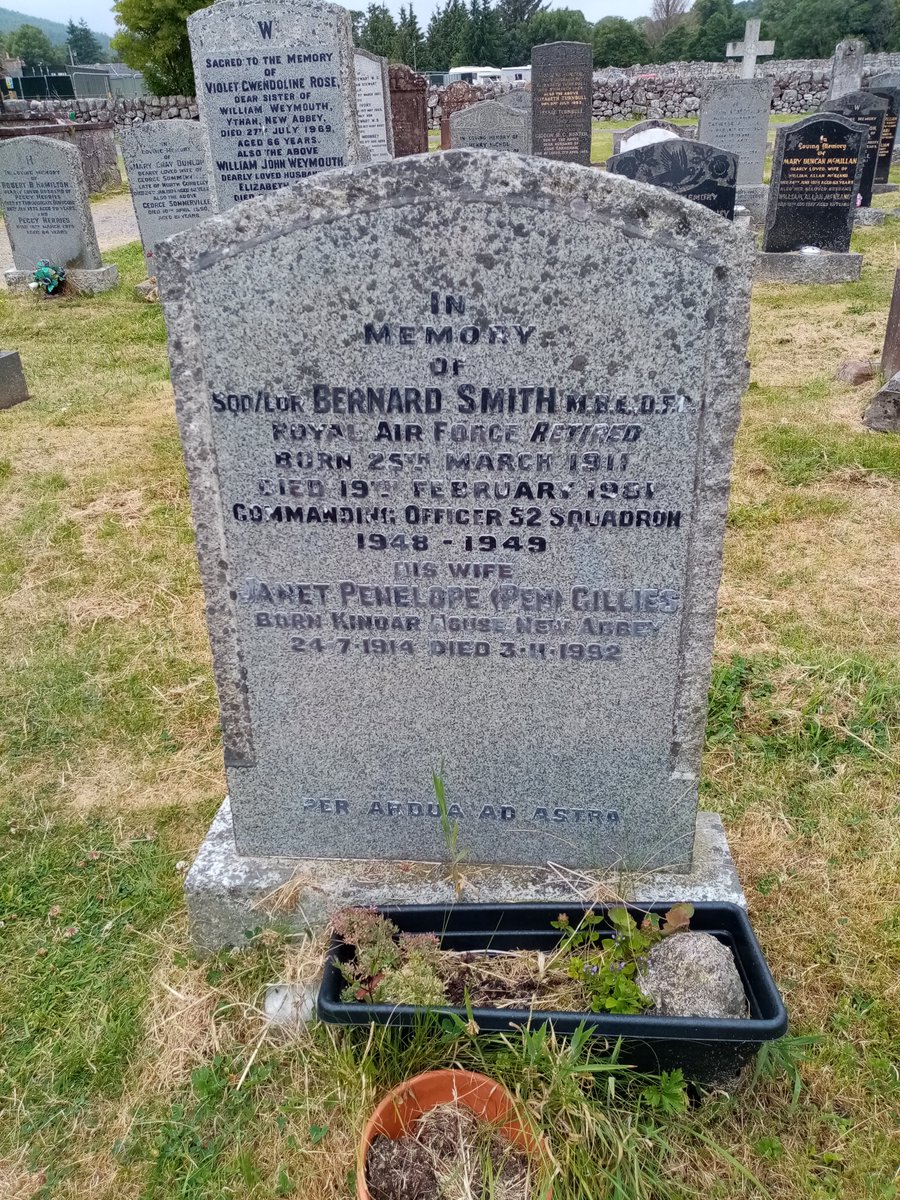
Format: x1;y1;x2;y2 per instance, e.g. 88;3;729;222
13;50;900;128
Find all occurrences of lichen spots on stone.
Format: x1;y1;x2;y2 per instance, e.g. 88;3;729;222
475;253;497;269
569;354;587;372
704;306;717;328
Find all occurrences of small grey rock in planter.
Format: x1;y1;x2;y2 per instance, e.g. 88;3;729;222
639;932;748;1018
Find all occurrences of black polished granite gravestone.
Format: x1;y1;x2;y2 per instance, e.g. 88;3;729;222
869;85;900;185
607;138;737;219
762;114;867;253
822;91;886;206
531;41;593;165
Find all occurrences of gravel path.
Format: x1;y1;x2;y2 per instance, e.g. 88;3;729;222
0;191;140;274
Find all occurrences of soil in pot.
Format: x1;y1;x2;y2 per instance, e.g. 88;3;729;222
366;1102;534;1200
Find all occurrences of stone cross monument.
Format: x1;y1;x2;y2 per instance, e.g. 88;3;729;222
726;20;775;80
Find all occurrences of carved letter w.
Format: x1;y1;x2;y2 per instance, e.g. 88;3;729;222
258;19;273;37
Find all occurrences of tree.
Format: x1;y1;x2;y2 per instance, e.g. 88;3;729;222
466;0;503;62
425;0;471;70
393;4;425;66
525;6;592;52
593;15;651;65
358;3;397;58
112;0;210;95
762;0;894;56
7;24;65;68
685;0;744;59
645;0;689;47
67;18;102;64
655;21;694;59
496;0;547;63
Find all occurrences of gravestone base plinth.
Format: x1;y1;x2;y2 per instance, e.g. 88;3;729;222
4;265;118;295
186;798;746;953
872;182;899;193
855;208;886;226
754;251;862;285
736;184;768;224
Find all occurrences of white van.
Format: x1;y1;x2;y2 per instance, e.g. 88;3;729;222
448;65;503;87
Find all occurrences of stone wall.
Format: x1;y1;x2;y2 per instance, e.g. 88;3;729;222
13;48;900;129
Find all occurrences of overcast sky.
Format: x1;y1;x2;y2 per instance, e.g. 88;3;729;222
29;0;653;38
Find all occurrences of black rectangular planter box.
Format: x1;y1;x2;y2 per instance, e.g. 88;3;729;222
317;901;788;1087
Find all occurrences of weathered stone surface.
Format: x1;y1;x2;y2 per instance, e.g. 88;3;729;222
762;114;867;254
638;931;748;1018
496;88;532;153
863;371;900;431
450;99;528;153
611;119;688;156
829;38;866;99
439;80;483;149
735;183;769;225
185;800;746;951
854;207;886;226
754;250;863;284
531;41;593;164
822;90;887;206
0;350;28;409
608;137;738;219
158;150;753;872
188;0;361;211
698;78;772;187
389;64;428;157
0;136;102;273
835;358;877;384
121;119;214;260
881;268;900;378
354;49;393;163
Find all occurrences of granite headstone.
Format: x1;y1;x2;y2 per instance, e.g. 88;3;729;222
829;39;865;99
121;120;214;261
0;136;117;292
188;0;361;212
497;88;532;153
0;350;28;409
761;113;867;254
608;138;738;219
822;90;886;207
388;64;428;157
698;78;772;188
354;49;393;163
450;99;529;154
868;82;900;184
531;41;593;165
612;120;688;156
156;150;753;873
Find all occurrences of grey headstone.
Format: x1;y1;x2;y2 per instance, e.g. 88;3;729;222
121;120;214;261
869;71;900;92
188;0;362;212
612;120;691;156
354;49;393;164
829;38;865;99
0;350;28;410
698;78;773;187
863;371;900;433
762;114;867;254
450;99;529;154
156;150;753;872
531;42;593;165
497;89;532;153
822;90;887;207
0;136;102;272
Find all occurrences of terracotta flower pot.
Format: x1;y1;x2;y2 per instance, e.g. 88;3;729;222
357;1068;551;1200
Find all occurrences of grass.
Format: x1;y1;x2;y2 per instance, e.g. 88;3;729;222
0;196;899;1199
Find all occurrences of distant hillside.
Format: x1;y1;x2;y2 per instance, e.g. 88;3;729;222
0;6;112;53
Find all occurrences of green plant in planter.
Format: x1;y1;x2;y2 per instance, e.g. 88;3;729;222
552;905;694;1015
332;911;448;1005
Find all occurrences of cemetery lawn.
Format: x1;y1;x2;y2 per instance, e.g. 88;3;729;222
1;235;898;1200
